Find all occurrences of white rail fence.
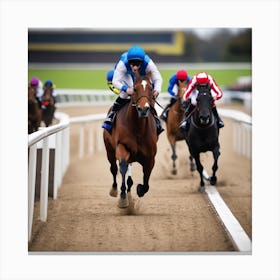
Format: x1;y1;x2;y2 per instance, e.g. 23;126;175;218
55;89;252;110
28;98;251;242
28;112;70;241
70;108;252;160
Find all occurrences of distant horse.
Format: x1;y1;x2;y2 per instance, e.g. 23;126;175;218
184;87;220;192
28;86;41;134
103;71;158;208
166;80;195;175
41;87;56;127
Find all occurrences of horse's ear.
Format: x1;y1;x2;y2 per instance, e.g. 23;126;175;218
178;80;187;87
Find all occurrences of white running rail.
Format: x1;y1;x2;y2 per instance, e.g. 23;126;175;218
28;112;70;242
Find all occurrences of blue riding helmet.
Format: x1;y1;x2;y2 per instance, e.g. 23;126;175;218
44;80;53;86
106;70;114;82
127;45;145;61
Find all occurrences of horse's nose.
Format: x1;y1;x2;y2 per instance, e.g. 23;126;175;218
137;104;150;117
200;115;210;124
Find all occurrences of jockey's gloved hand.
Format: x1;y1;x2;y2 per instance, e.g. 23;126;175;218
126;88;134;95
153;90;159;99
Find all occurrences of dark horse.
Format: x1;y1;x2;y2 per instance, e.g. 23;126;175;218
41;87;56;127
184;87;220;192
28;86;41;134
103;71;158;208
166;80;195;175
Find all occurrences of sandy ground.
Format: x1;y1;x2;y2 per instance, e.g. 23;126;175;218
29;103;251;253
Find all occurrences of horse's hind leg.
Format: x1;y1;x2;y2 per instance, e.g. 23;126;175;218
109;161;118;197
210;145;220;185
170;143;177;175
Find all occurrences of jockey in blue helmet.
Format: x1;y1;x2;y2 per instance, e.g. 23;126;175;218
43;79;57;103
102;45;164;135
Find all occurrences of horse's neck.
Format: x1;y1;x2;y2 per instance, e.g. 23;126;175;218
173;99;183;113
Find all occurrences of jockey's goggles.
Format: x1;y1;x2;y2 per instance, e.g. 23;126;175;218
129;60;143;67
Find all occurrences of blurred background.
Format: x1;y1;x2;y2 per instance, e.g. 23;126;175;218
28;28;251;63
28;28;252;110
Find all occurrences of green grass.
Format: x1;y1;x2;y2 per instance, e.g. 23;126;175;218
28;68;251;90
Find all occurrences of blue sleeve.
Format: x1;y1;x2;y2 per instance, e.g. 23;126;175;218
167;74;177;96
187;76;192;83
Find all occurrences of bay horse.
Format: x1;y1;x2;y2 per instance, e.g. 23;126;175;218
184;87;220;192
166;80;195;175
103;71;158;208
28;86;41;134
41;87;56;127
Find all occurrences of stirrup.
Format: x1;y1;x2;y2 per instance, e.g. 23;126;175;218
160;112;167;122
218;121;224;128
157;126;164;135
180;119;190;131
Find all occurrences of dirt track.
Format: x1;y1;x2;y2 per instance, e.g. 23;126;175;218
29;104;251;253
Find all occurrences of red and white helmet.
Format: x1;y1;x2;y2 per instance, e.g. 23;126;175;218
196;72;209;84
176;69;188;81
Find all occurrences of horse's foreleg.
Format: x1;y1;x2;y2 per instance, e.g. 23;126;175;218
193;154;205;192
189;155;196;173
210;145;220;185
127;164;133;192
116;144;130;208
118;158;129;208
109;161;118;197
137;158;155;197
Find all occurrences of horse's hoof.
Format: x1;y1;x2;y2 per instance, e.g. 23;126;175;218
136;184;146;197
109;188;118;197
199;186;205;193
210;176;217;186
172;169;177;175
118;196;129;208
190;163;196;172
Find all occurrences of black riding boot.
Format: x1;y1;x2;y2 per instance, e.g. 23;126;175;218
179;104;195;131
150;106;164;135
102;97;129;133
212;106;224;128
160;97;177;122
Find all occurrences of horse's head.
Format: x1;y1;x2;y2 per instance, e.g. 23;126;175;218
132;71;153;118
196;88;214;126
42;87;54;107
178;80;187;100
28;86;36;103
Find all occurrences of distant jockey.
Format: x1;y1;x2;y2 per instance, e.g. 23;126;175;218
180;71;224;131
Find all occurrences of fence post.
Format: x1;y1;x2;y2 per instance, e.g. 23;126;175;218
40;137;50;222
28;144;37;241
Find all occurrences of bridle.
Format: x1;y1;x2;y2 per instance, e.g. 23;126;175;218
131;78;153;107
192;90;215;129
